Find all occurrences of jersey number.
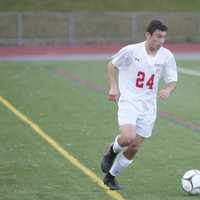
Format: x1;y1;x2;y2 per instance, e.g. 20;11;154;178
136;71;155;89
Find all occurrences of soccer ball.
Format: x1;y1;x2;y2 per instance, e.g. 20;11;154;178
181;169;200;195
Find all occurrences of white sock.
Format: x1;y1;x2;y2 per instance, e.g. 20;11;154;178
113;136;123;153
109;152;134;176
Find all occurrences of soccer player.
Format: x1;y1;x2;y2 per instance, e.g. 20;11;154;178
101;20;178;190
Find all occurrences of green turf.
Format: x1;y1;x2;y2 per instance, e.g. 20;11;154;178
0;60;200;200
0;100;111;200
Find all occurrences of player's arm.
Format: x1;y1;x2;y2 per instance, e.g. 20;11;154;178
159;81;177;100
160;52;178;100
107;61;120;102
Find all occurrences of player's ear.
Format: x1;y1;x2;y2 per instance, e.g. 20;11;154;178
145;32;151;39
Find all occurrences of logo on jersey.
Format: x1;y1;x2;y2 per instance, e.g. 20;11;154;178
154;64;163;73
134;57;141;62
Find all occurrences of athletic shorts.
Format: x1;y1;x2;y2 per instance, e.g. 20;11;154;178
118;100;156;138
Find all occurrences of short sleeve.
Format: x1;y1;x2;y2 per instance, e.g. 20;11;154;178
162;53;178;84
111;46;133;70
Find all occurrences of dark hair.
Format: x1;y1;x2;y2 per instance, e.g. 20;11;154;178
146;20;168;34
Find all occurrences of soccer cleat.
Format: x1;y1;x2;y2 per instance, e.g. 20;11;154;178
101;144;117;173
103;173;122;190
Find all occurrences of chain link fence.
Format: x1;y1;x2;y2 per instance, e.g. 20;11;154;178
1;12;200;46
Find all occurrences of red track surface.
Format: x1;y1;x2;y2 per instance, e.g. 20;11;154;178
0;43;200;56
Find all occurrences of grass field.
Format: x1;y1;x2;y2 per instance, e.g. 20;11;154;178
0;59;200;200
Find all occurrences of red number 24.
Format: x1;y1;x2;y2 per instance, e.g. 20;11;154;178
136;71;155;89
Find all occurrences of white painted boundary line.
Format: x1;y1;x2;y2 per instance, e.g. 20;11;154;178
0;54;200;77
178;67;200;77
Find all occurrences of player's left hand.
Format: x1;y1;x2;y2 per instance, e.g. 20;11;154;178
159;89;170;100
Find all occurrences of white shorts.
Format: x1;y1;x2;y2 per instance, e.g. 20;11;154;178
118;100;156;138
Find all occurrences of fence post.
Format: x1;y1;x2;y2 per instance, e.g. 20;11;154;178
68;13;75;45
131;13;140;43
16;12;23;46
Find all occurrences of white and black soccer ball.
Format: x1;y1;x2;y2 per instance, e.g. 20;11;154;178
181;169;200;195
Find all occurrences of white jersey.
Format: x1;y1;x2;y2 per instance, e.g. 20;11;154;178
111;41;177;117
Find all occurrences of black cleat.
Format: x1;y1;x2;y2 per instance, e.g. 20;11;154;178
103;173;122;190
101;144;117;173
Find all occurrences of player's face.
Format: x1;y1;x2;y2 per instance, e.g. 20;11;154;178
146;30;167;50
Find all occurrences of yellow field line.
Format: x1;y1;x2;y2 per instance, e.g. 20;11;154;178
0;96;126;200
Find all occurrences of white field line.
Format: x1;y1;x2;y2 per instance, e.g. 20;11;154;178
178;67;200;77
0;53;199;77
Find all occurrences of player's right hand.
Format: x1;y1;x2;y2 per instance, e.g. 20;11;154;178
108;94;118;102
107;88;120;102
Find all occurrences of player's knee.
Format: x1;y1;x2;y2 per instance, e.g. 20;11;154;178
129;143;140;153
119;125;136;146
119;135;135;146
124;142;140;159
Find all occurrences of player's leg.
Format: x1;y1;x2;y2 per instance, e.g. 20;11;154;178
101;101;143;190
121;116;155;160
101;99;138;174
110;133;144;176
101;124;136;173
101;136;123;173
123;133;144;160
101;101;137;189
103;115;155;190
103;135;144;190
113;116;155;175
103;124;139;190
